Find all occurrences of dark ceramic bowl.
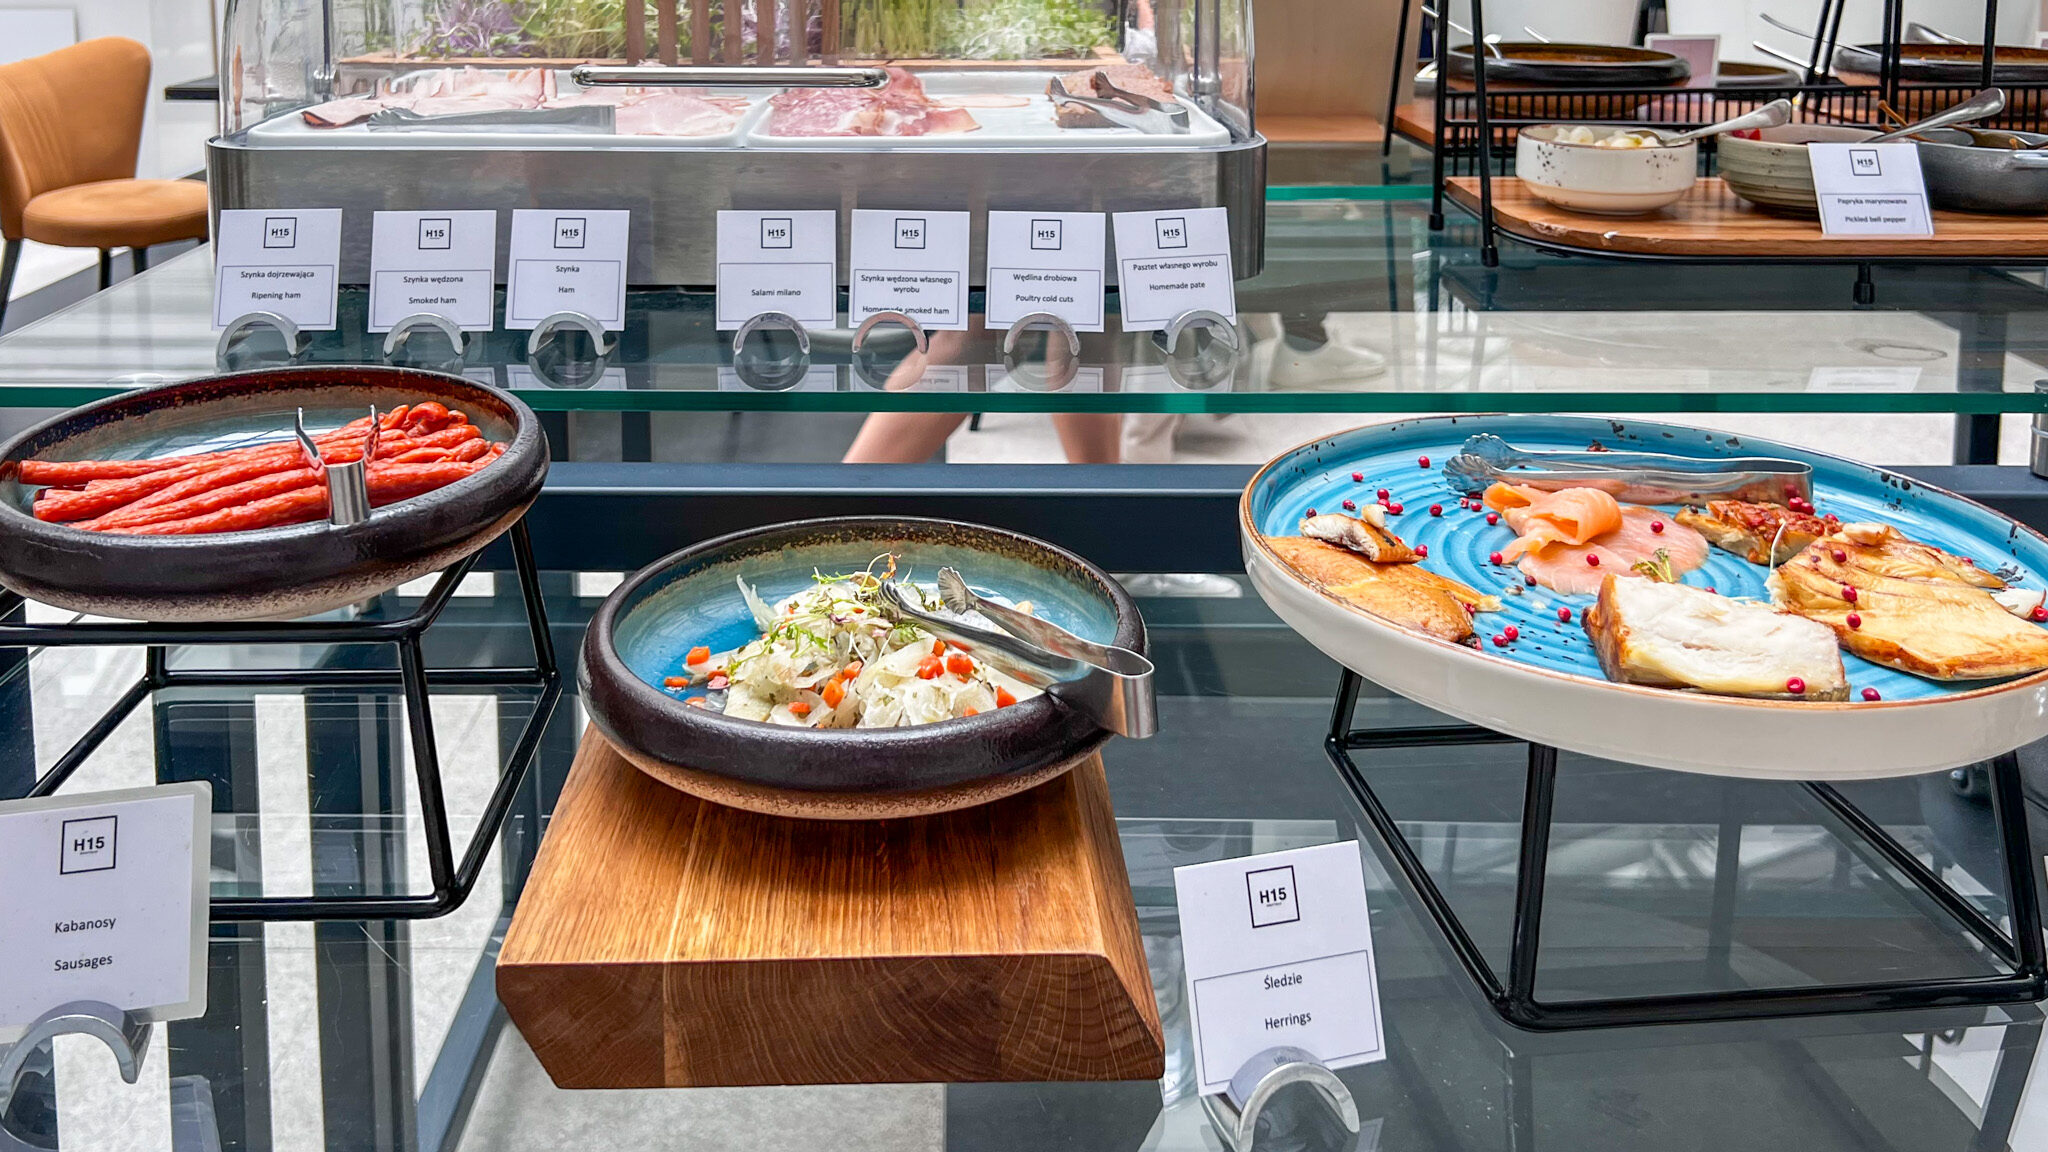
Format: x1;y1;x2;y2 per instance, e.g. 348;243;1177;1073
0;366;546;622
1446;42;1691;87
581;517;1145;820
1716;61;1803;87
1834;42;2048;85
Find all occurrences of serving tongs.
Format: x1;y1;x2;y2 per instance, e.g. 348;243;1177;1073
1047;71;1190;135
293;406;378;526
1442;433;1812;505
877;568;1157;738
365;105;615;132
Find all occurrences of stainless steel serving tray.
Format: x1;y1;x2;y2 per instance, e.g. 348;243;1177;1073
207;134;1267;287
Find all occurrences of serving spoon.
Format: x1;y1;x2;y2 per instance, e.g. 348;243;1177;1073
1869;87;2006;142
1642;98;1795;145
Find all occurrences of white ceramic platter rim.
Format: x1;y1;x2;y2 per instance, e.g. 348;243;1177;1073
1239;415;2048;780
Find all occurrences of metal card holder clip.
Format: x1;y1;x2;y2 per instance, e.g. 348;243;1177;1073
1000;312;1082;392
527;310;616;358
731;311;814;391
850;311;931;390
382;313;468;360
1200;1046;1361;1152
296;406;378;527
0;1001;151;1149
1158;307;1241;390
215;310;310;368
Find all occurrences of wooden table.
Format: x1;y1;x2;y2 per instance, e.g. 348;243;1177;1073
1391;100;1437;148
1447;176;2048;259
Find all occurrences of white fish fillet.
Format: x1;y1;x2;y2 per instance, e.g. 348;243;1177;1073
1583;575;1848;700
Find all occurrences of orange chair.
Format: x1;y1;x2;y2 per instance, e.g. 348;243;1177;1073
0;37;210;329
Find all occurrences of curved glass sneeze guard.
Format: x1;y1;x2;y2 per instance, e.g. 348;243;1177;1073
5;199;2048;413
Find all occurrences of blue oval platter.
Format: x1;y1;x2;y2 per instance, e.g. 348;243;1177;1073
1246;414;2048;708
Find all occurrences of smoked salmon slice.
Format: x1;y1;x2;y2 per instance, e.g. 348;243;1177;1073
1484;484;1626;562
1518;505;1709;594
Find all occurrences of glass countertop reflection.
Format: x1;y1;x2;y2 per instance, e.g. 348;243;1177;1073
5;197;2048;414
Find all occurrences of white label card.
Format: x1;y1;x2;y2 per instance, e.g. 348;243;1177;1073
984;210;1106;333
213;208;343;330
1174;841;1385;1096
1112;208;1237;332
716;210;837;329
0;783;211;1041
506;209;632;330
849;209;971;331
1644;34;1719;89
367;210;498;333
1807;142;1934;236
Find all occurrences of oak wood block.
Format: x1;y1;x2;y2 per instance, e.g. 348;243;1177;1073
1449;176;2048;258
497;729;1165;1088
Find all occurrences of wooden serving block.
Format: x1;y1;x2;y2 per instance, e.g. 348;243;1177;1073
1449;176;2048;258
497;729;1165;1088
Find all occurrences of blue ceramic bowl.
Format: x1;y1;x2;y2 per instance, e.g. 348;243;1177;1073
0;367;546;622
580;517;1145;819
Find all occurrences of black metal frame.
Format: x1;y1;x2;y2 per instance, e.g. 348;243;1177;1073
1399;0;2048;300
1323;667;2047;1030
0;518;562;922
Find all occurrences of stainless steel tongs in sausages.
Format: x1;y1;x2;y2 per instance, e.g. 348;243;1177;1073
294;406;378;526
878;568;1157;738
1047;71;1190;135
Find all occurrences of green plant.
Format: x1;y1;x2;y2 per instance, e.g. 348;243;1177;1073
941;0;1115;60
409;0;675;59
513;0;661;57
842;0;948;59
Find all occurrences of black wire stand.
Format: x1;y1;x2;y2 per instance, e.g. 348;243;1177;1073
0;518;562;923
1324;668;2046;1030
1394;0;2048;297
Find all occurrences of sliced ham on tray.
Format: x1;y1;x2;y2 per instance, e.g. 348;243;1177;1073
298;68;746;136
301;95;387;127
766;66;980;137
613;90;749;136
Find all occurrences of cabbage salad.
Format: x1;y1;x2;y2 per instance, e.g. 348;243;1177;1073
665;555;1038;727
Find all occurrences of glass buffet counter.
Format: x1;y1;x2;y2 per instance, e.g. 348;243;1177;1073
4;191;2048;1151
5;199;2048;422
2;565;2042;1150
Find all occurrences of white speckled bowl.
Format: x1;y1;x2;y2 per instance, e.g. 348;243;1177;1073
1517;124;1697;215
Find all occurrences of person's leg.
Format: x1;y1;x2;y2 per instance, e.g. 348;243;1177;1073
842;412;970;462
1052;414;1122;464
